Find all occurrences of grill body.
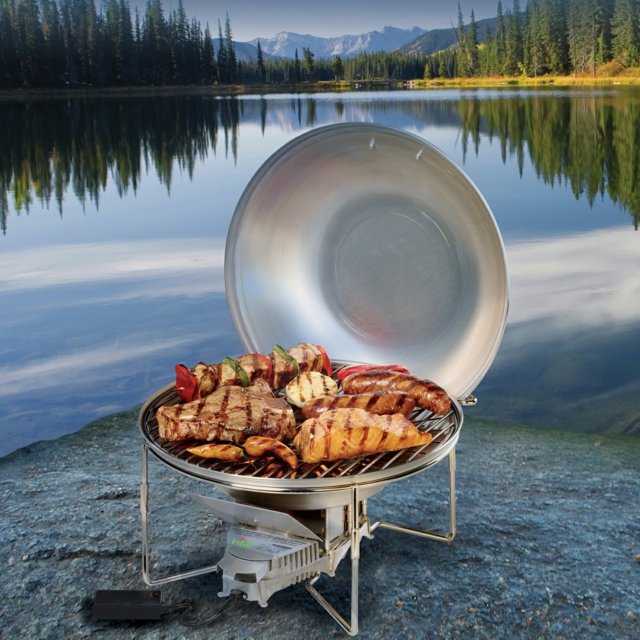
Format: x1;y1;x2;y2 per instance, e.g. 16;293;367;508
138;364;462;636
136;124;508;635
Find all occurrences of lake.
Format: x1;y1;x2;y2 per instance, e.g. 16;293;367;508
1;87;639;457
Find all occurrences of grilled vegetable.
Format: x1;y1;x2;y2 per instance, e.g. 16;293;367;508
175;363;200;402
284;371;338;408
186;443;243;461
243;436;298;469
315;344;332;377
336;363;410;380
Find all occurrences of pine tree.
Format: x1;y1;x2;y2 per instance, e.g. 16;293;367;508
495;1;507;73
467;9;479;75
504;0;524;75
40;0;65;85
611;0;639;66
302;46;315;79
202;23;216;83
224;12;236;83
256;39;266;82
332;54;344;80
216;19;227;82
294;48;301;82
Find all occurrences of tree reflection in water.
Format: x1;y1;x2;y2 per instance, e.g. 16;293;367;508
1;90;639;233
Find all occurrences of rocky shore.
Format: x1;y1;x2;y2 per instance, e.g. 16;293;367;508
1;408;638;639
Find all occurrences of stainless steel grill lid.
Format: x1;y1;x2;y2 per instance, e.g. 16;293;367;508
225;123;508;400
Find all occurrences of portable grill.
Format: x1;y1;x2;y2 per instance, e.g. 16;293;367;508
137;124;509;636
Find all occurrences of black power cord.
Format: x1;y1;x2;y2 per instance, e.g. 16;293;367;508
174;591;244;627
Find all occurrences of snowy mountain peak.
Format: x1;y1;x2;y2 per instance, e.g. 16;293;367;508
248;26;427;60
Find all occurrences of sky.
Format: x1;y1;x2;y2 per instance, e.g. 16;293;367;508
167;0;504;42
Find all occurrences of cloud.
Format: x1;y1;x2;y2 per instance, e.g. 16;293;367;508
505;226;640;331
0;335;206;397
0;238;226;299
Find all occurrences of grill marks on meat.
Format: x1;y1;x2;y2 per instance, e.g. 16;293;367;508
156;385;295;444
244;436;298;469
235;353;273;384
300;391;415;420
293;408;432;463
342;370;451;415
287;343;323;373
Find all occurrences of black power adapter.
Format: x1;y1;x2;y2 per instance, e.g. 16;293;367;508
93;589;164;621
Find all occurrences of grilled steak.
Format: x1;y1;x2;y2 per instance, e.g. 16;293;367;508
156;385;295;444
342;370;451;415
293;408;432;463
300;391;415;420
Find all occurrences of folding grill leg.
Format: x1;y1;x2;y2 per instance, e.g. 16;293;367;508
306;487;361;636
373;447;457;543
140;443;220;586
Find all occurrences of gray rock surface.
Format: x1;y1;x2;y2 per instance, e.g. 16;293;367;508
1;408;638;639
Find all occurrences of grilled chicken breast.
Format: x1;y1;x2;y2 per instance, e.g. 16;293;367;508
156;385;295;444
293;408;432;463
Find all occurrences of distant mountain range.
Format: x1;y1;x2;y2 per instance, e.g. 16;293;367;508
229;19;499;62
248;26;427;60
398;16;498;56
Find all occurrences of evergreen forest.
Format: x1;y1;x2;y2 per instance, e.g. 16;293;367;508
1;0;640;89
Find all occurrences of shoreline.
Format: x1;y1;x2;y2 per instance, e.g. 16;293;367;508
2;74;640;101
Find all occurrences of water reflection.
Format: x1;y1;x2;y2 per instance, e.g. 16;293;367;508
482;226;640;435
2;90;640;231
1;89;639;456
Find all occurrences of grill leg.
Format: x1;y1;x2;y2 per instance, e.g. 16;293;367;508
140;443;220;586
306;487;361;636
373;447;457;543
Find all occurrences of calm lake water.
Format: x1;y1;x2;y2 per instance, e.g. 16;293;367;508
1;87;639;456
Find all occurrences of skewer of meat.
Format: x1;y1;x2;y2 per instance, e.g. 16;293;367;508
175;342;331;401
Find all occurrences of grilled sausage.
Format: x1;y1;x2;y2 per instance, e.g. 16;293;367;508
342;370;451;415
300;391;415;420
243;436;299;469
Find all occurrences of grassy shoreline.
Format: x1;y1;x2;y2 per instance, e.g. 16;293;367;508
2;72;640;100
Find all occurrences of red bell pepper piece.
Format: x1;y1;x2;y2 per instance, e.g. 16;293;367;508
336;363;411;380
315;344;332;377
175;363;199;402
